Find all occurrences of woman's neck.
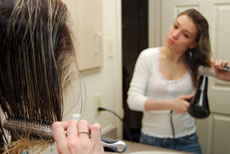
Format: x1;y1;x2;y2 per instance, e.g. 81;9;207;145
161;47;186;64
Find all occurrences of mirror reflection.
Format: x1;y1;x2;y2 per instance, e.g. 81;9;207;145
0;0;229;154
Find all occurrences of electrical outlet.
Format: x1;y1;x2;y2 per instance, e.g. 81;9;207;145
94;93;102;116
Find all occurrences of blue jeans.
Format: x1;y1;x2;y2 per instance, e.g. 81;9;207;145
140;132;202;154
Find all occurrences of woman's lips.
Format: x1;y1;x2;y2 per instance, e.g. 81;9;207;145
167;38;175;45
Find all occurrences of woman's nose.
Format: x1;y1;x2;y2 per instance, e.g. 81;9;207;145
172;30;180;38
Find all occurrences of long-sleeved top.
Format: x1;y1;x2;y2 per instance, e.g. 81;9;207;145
127;47;196;138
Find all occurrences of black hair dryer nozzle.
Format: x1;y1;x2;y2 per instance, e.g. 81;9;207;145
188;75;210;119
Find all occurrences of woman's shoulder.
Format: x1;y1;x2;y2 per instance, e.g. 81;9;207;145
138;47;161;61
140;47;161;56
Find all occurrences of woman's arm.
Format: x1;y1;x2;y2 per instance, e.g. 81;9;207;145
145;94;192;114
127;50;152;112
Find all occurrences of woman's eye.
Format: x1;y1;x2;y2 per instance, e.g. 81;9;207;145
184;34;189;38
173;24;178;29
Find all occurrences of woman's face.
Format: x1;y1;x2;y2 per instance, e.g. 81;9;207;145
166;14;198;53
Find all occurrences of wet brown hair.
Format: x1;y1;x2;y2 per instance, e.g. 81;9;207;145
178;9;212;86
0;0;81;153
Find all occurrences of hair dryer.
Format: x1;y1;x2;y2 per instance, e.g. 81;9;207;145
188;66;230;119
188;75;210;119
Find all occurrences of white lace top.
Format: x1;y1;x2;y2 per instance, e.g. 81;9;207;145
127;47;196;138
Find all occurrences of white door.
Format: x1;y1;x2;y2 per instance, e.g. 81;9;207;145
161;1;230;154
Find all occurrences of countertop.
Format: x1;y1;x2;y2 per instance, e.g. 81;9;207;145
105;140;192;154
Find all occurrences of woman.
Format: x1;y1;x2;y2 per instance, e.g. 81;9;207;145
0;0;104;153
127;9;211;154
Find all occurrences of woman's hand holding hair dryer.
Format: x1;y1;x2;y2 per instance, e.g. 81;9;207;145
170;94;193;114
